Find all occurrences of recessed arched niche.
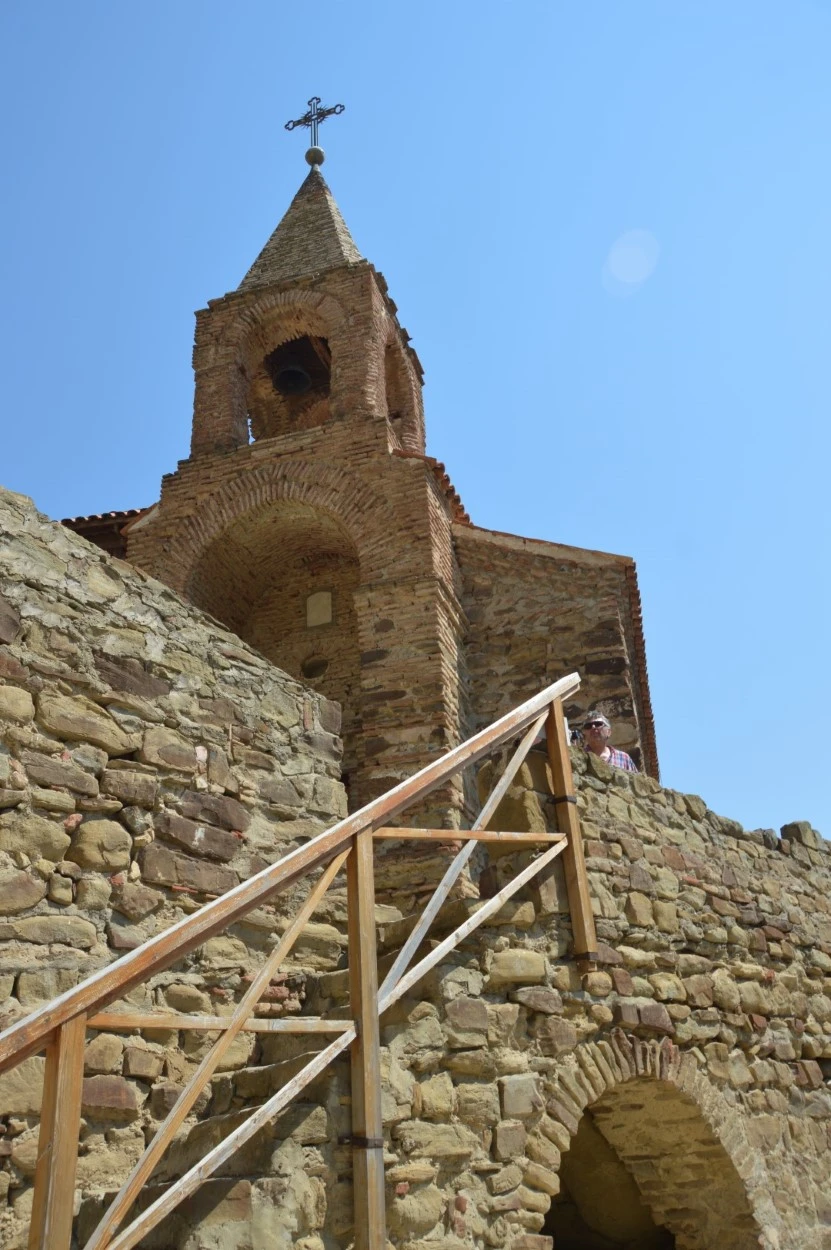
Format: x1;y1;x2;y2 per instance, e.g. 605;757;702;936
185;499;360;777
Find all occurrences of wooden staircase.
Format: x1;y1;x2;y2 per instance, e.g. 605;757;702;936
0;672;597;1250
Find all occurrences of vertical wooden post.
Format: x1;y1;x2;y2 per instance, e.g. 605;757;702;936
546;701;598;967
28;1013;86;1250
346;831;386;1250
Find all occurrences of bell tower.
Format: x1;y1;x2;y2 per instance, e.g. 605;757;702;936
126;122;467;818
188;160;425;461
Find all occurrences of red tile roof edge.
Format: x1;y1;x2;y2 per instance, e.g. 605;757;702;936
61;507;148;526
391;450;470;523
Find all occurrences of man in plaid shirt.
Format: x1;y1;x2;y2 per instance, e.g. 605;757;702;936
581;711;638;773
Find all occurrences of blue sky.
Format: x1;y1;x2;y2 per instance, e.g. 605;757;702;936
1;2;829;836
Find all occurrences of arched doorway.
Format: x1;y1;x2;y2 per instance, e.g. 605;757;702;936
186;499;362;783
536;1036;775;1250
546;1108;675;1249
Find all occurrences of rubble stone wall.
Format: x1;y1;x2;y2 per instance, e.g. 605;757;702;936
0;486;347;1248
10;489;830;1249
294;752;829;1250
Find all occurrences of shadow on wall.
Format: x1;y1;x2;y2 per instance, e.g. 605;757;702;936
545;1111;675;1249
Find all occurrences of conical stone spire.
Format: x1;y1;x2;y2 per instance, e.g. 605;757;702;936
239;167;362;291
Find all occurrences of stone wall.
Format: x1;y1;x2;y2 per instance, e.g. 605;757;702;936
2;481;830;1248
0;486;347;1247
294;753;828;1250
454;525;656;775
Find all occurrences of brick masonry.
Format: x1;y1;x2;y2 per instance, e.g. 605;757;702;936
63;166;659;816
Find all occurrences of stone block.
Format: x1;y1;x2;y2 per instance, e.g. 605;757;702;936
445;994;488;1033
418;1072;454;1119
393;1120;480;1158
179;790;251;831
100;769;158;807
139;843;239;895
0;1057;44;1114
20;749;98;795
81;1074;143;1120
499;1073;543;1119
510;986;562;1014
84;1033;125;1074
648;973;686;1002
155;810;240;862
455;1082;500;1126
533;1016;577;1056
17;966;76;1003
780;820;819;849
0;869;47;914
523;1160;560;1196
0;595;21;643
67;819;131;870
0;810;71;861
493;1119;527;1161
48;872;73;904
140;727;198;773
625;891;653;925
122;1045;164;1080
488;949;545;988
637;1002;675;1036
6;914;97;947
112;881;163;922
37;693;137;754
0;686;34;722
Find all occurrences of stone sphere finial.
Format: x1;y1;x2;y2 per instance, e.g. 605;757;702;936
305;146;325;167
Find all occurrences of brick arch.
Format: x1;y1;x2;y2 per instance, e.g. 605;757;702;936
162;460;398;594
521;1032;782;1250
230;288;346;354
382;315;424;454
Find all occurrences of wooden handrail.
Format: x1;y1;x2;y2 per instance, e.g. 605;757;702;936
0;671;579;1075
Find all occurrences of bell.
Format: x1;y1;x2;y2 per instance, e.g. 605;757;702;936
274;364;312;396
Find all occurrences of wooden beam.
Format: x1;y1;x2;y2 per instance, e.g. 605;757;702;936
85;850;349;1250
0;673;579;1076
546;700;597;965
377;709;549;1003
28;1014;85;1250
374;827;565;843
87;1013;351;1034
347;830;386;1250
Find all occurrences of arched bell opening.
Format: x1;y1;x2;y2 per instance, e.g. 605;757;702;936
383;335;424;453
247;332;333;439
185;500;361;781
543;1077;763;1250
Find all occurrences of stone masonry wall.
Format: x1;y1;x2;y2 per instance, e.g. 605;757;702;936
455;524;655;774
291;753;828;1250
2;480;829;1249
0;486;347;1248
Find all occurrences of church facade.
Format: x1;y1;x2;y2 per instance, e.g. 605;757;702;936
65;164;657;814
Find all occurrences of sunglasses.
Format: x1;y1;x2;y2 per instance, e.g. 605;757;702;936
584;721;606;729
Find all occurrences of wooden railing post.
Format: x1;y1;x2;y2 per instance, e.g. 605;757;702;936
28;1013;86;1250
546;700;598;968
346;830;386;1250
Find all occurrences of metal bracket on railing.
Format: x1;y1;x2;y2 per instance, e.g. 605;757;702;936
339;1134;385;1149
551;793;577;806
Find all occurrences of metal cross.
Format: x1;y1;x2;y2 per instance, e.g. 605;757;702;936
284;96;345;148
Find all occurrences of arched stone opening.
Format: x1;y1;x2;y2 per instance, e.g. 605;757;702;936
547;1108;676;1249
537;1036;774;1250
383;334;424;453
185;499;362;779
